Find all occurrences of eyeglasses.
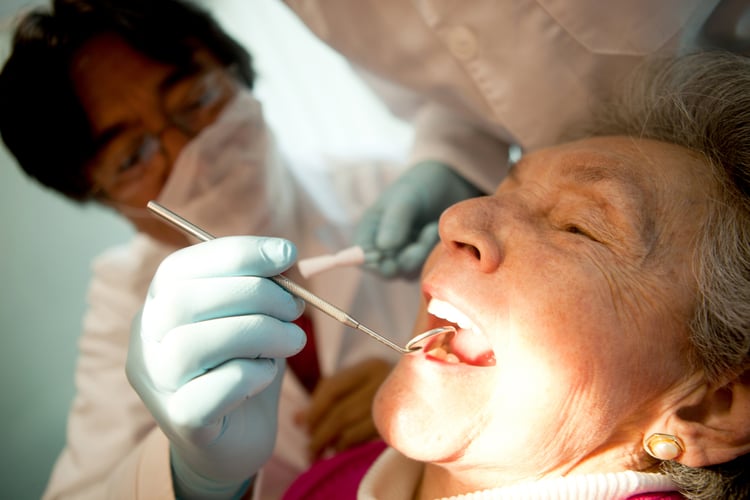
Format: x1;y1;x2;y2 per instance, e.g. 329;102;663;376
87;67;239;203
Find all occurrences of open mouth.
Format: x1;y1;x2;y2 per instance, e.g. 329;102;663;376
424;298;496;367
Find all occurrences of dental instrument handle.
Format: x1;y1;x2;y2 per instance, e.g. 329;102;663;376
268;274;409;352
146;201;413;353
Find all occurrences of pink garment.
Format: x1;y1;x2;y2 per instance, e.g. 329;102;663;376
282;440;387;500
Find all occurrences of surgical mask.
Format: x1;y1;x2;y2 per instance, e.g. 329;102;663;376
155;89;298;241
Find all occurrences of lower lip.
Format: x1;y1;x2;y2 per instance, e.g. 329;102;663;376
404;353;496;388
404;353;466;376
419;337;497;367
424;352;460;365
420;345;463;365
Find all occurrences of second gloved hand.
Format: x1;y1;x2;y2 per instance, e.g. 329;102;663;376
127;236;307;500
354;160;483;279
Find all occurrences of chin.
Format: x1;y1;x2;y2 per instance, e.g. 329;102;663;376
373;368;480;463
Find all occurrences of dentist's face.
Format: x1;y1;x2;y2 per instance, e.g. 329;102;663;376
373;136;712;489
70;33;238;243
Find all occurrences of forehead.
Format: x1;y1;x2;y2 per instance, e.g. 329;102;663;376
510;136;713;254
69;33;225;148
70;33;176;104
71;34;220;112
70;35;168;138
512;136;712;200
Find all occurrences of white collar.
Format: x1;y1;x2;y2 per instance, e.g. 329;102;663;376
358;447;677;500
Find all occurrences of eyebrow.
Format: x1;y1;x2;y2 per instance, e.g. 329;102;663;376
560;157;638;193
559;154;657;249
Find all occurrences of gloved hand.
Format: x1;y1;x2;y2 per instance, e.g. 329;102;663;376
354;160;483;279
126;236;307;500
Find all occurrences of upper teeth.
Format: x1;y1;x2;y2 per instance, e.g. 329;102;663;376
427;298;475;330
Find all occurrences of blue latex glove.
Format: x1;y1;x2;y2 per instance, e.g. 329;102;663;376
126;236;307;500
354;160;484;278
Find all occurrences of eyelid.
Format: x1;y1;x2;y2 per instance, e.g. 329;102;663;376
166;70;233;132
116;135;159;172
167;70;222;110
563;223;599;242
137;135;161;164
182;86;222;118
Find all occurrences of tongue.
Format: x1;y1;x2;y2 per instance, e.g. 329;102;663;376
451;328;496;366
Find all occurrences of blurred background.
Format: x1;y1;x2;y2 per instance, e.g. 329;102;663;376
0;2;134;499
0;0;411;497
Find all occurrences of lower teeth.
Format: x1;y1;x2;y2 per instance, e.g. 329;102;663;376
428;346;461;364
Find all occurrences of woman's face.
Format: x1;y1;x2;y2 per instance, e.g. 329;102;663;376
374;136;713;492
70;33;238;243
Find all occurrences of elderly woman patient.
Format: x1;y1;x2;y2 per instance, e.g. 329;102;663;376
132;50;750;500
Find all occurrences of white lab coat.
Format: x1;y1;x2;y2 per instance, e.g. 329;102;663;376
41;155;421;500
284;0;723;193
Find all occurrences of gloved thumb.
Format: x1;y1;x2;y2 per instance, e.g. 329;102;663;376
150;236;297;293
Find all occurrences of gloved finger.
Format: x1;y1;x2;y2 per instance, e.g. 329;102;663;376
359;248;392;275
366;257;399;279
352;203;386;251
142;276;304;339
373;194;420;250
151;236;297;294
167;358;279;436
395;222;439;278
153;316;307;390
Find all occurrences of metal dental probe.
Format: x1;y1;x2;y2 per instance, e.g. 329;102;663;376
146;201;451;354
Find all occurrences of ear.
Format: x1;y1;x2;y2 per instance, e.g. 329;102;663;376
652;367;750;467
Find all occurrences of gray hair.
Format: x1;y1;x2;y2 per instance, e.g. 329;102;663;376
579;51;750;500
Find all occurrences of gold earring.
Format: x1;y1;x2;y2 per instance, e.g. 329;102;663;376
644;433;684;461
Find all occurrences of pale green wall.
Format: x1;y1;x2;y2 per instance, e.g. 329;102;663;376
0;144;133;499
0;16;133;496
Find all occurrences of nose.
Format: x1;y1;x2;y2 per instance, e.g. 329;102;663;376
159;125;192;166
140;101;194;166
438;196;502;273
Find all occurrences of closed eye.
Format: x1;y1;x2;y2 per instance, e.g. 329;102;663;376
563;224;599;242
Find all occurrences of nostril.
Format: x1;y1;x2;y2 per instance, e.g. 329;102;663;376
454;242;481;261
439;199;502;272
448;234;501;273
